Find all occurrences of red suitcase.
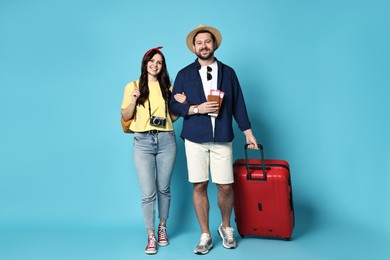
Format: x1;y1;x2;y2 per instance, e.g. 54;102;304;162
233;144;294;240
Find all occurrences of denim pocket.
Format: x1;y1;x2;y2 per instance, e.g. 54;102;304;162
134;132;148;142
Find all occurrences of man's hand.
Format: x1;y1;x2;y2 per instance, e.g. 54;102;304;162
198;101;219;114
243;129;258;150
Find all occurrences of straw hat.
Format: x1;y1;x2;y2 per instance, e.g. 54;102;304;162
186;24;222;53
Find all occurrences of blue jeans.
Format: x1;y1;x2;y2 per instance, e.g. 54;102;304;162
133;131;176;230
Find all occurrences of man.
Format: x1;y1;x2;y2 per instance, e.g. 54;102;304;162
170;24;258;255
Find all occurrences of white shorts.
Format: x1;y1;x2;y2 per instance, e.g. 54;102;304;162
184;139;234;184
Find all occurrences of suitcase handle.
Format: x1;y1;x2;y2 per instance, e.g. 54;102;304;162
245;143;267;181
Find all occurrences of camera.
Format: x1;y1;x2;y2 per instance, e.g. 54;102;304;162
150;116;166;128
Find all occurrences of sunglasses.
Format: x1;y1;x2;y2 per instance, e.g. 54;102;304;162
207;66;212;81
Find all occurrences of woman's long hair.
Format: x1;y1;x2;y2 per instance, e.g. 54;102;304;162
137;49;171;107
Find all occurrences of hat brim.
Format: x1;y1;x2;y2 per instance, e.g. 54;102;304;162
186;25;222;53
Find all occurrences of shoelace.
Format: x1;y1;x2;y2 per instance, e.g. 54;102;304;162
224;227;234;241
148;236;156;247
158;226;167;240
199;234;210;245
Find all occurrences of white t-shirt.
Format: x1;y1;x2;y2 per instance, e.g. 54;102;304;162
199;61;218;135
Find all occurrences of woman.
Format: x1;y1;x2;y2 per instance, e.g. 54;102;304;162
121;46;184;255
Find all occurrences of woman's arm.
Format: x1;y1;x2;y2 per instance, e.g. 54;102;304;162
170;92;187;122
121;88;140;120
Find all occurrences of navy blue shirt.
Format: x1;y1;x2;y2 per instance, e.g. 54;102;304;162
170;58;252;143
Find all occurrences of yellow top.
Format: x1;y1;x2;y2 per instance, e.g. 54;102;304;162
121;80;174;132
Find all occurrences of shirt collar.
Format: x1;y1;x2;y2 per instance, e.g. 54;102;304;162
194;57;219;70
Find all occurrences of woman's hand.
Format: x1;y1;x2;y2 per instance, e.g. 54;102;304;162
174;92;187;104
131;89;140;103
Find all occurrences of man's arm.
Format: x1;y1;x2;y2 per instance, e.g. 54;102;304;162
170;74;191;117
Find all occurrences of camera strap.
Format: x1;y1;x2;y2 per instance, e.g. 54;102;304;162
147;98;167;118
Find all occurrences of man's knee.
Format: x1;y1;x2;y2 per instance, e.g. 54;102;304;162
193;181;208;193
217;184;233;195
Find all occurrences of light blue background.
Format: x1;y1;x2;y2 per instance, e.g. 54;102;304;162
0;0;389;259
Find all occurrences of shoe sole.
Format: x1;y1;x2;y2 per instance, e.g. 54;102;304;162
157;241;169;246
145;250;157;255
217;229;237;249
194;244;213;255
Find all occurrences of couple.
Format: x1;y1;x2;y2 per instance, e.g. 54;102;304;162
120;24;258;255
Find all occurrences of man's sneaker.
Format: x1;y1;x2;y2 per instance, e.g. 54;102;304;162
194;233;213;255
157;225;169;246
145;235;157;255
217;224;237;249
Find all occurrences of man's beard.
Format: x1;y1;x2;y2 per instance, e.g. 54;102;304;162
196;48;214;60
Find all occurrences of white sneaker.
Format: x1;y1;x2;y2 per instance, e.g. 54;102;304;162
217;224;237;249
194;233;213;255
